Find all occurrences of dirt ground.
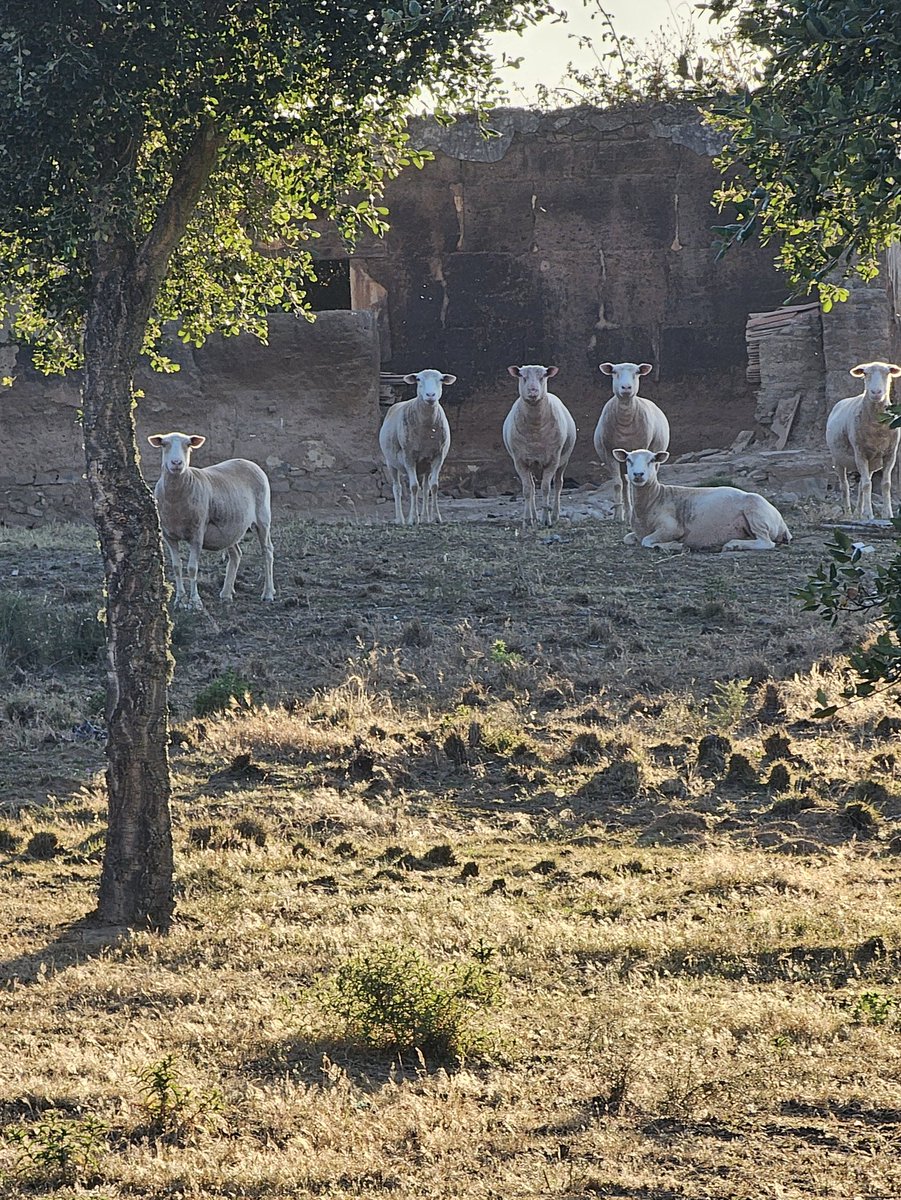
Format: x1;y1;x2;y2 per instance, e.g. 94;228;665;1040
2;505;901;1200
0;500;864;808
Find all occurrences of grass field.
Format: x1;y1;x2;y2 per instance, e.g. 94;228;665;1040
1;513;900;1198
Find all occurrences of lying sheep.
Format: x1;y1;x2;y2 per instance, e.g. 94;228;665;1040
148;432;275;611
826;361;901;520
612;448;791;551
593;362;670;524
379;368;456;525
503;364;577;528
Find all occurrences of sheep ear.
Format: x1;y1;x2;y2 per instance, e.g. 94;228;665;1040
441;374;457;385
653;451;670;464
612;448;628;462
889;365;901;377
638;363;653;376
403;373;419;385
850;364;866;377
545;366;559;378
148;435;164;447
507;366;522;378
598;363;614;375
189;436;206;448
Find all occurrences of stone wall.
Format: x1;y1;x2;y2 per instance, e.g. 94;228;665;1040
354;103;791;491
0;311;381;526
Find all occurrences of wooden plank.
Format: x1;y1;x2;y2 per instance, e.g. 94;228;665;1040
770;393;801;449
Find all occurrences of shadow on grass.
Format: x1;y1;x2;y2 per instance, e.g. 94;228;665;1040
242;1034;470;1090
0;915;128;989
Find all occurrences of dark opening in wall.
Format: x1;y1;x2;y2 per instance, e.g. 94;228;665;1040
307;259;351;310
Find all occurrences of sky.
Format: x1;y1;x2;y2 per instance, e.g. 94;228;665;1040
489;0;716;102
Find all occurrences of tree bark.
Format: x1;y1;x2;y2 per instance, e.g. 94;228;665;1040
82;119;223;931
83;232;175;932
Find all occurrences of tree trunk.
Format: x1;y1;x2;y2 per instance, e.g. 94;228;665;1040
83;236;175;932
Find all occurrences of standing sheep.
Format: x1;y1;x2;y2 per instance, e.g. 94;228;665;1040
379;368;456;525
148;432;275;611
593;362;670;524
826;361;901;520
503;364;577;528
613;448;791;551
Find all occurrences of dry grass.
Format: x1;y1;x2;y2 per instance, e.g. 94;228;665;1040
1;514;901;1198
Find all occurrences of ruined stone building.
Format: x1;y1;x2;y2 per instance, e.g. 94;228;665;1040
2;101;899;524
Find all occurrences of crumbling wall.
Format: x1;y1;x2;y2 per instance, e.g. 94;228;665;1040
0;311;381;526
358;103;790;491
822;273;898;411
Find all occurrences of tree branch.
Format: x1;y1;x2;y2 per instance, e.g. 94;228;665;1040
137;117;226;293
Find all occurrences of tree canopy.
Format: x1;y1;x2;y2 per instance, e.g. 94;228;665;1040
707;0;901;308
0;0;552;930
0;0;548;368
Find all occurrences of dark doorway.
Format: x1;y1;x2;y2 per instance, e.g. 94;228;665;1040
308;259;351;310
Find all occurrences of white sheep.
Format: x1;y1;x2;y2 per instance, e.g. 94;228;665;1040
593;362;670;524
503;364;577;528
612;448;791;551
379;368;456;525
148;432;275;611
826;361;901;520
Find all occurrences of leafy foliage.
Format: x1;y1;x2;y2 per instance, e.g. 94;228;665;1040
193;668;255;717
0;1;551;372
5;1112;106;1185
707;0;901;307
797;526;901;712
322;943;502;1063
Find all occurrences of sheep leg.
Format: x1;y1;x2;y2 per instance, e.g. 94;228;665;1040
722;537;777;551
881;448;897;518
427;470;443;524
551;464;566;525
855;459;875;520
220;543;242;601
183;541;205;611
611;463;625;523
516;465;537;528
162;535;188;608
539;466;556;527
255;518;276;601
837;467;852;516
390;469;405;525
640;519;682;550
406;467;421;526
723;508;780;551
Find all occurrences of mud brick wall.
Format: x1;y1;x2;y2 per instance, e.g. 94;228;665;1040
0;311;381;526
357;103;791;492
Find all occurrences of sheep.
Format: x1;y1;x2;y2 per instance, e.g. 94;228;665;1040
612;448;791;551
379;368;456;525
147;432;275;611
503;364;577;528
593;362;670;524
825;361;901;520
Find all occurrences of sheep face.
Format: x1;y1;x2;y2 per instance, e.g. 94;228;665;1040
508;364;559;406
403;369;456;405
612;447;669;487
148;432;207;476
850;361;901;406
599;361;653;400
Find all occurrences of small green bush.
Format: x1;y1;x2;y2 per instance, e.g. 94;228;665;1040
193;668;254;717
852;990;898;1026
136;1054;222;1137
5;1113;106;1185
322;944;501;1064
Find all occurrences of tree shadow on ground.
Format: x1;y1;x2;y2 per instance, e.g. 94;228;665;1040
0;916;128;988
242;1034;462;1091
